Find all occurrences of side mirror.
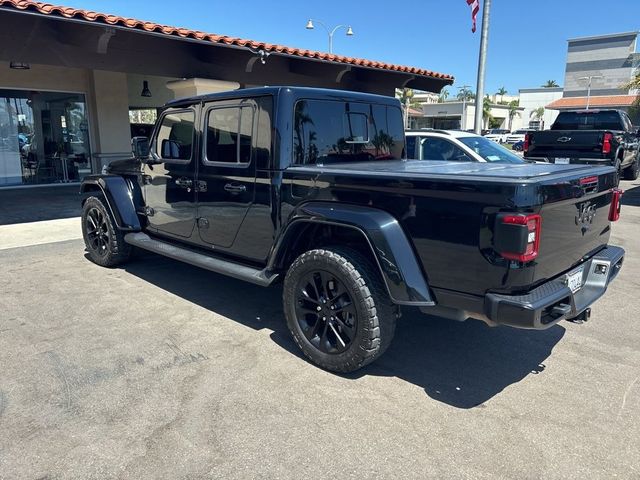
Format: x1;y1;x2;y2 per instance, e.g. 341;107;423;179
131;136;150;160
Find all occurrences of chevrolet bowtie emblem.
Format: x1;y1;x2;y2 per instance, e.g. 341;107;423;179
557;136;572;143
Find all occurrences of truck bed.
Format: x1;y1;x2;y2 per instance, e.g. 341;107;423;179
285;159;618;298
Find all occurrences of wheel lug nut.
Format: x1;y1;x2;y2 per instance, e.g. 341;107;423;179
317;306;321;311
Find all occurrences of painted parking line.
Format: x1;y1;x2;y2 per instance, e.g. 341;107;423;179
0;217;82;250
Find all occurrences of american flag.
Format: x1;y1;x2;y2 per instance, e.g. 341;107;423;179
467;0;480;33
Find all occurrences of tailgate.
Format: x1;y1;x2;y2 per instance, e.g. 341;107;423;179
528;130;607;159
532;170;617;285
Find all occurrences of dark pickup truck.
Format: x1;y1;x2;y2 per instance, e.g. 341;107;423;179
80;87;625;372
524;109;640;180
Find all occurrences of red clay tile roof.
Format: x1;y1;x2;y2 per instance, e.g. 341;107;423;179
0;0;454;83
547;95;639;109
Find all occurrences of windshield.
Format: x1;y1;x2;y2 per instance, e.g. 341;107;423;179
551;111;623;130
458;136;524;163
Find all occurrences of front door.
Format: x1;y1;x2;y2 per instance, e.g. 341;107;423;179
144;108;197;239
196;100;256;248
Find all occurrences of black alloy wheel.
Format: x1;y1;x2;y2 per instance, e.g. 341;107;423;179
283;247;396;373
81;195;132;267
85;206;111;257
295;270;357;354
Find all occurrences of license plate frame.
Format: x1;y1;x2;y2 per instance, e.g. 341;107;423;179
566;266;585;293
555;157;571;164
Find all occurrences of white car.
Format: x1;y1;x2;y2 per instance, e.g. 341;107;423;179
505;129;535;144
405;129;525;164
484;128;510;143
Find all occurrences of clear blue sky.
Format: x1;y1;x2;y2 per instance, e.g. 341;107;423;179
61;0;640;95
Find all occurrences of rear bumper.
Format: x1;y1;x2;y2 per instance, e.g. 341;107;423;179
484;245;624;329
541;157;614;166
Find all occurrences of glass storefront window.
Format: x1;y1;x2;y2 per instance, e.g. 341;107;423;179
0;89;92;186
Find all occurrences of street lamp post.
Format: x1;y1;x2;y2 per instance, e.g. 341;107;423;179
579;75;604;110
305;19;354;54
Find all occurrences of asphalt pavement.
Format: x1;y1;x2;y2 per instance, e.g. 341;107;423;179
0;180;639;479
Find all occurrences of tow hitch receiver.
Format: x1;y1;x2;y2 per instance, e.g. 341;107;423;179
568;307;591;324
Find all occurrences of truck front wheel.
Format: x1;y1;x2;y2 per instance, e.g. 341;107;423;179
81;195;132;267
283;247;396;373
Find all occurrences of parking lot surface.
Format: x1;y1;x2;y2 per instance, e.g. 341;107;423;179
1;181;639;479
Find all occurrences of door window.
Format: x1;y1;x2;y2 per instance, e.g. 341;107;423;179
420;137;469;161
153;110;194;162
204;106;254;165
293;100;404;165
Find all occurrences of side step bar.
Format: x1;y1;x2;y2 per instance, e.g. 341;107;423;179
124;232;279;287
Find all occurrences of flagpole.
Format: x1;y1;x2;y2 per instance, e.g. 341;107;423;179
473;0;491;134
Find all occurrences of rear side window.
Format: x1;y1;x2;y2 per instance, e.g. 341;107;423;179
205;106;254;164
552;111;624;130
154;110;194;162
293;99;404;165
420;137;469;161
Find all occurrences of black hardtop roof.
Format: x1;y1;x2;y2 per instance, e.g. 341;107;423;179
166;86;401;108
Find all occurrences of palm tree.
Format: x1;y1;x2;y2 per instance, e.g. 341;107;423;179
625;71;640;91
396;88;420;127
456;87;475;101
496;86;507;104
507;100;520;131
530;107;545;129
438;88;449;103
482;95;493;129
542;80;559;88
623;72;640;122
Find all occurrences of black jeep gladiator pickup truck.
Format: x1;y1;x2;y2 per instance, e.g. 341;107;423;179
80;87;625;372
524;109;640;180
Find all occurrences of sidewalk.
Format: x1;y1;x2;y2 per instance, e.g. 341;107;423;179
0;217;82;250
0;185;80;226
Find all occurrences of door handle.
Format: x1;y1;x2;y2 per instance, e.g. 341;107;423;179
224;183;247;193
175;177;193;188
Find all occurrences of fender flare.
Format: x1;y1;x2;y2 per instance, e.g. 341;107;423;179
80;175;141;231
270;202;434;306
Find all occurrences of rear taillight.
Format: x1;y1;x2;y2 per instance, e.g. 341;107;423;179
602;132;613;154
494;214;542;262
609;188;623;221
523;133;530;154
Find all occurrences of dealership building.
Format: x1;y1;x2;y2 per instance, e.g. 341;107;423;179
0;0;452;189
547;31;640;113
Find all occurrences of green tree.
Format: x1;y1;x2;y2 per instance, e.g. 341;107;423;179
530;107;545;129
496;86;508;104
438;88;449;103
507;100;520;131
482;95;493;129
542;80;559;88
623;73;640;123
395;88;420;127
456;87;475;101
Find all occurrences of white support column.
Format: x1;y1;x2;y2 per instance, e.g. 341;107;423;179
88;70;132;172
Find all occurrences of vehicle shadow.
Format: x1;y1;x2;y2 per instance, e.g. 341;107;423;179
621;181;640;207
121;252;565;410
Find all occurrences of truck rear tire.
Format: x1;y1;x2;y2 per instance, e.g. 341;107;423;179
623;154;639;180
81;195;132;267
283;247;396;373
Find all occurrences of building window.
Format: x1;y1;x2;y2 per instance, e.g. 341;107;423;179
0;89;92;186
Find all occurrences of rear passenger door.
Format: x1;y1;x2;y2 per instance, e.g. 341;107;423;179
196;99;256;248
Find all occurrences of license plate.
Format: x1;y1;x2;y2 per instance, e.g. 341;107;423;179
566;266;584;293
555;157;570;164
